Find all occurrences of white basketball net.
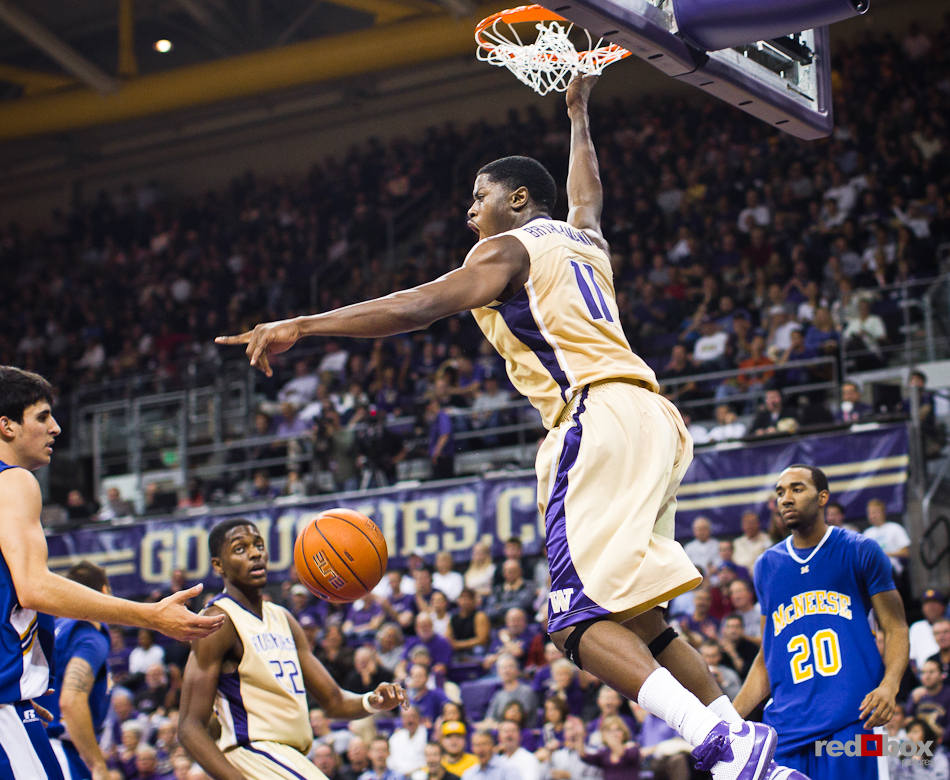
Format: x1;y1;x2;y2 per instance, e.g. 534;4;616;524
476;18;629;96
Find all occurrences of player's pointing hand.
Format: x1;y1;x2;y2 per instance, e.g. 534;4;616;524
215;318;302;377
150;583;226;642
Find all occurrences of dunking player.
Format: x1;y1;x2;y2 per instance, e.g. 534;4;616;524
0;366;222;780
734;465;909;780
217;76;794;779
178;519;406;779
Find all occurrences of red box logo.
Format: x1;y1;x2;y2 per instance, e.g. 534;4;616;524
860;734;883;756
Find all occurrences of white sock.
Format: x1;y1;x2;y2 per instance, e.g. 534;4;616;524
708;694;744;726
637;668;724;747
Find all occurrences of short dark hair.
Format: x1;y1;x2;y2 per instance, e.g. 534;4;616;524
723;613;744;625
209;518;259;557
66;560;109;593
785;464;829;494
826;500;844;513
477;156;557;213
0;366;54;423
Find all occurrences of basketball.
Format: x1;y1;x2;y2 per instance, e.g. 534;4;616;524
293;508;388;603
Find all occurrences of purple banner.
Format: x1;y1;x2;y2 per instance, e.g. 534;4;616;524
46;425;908;597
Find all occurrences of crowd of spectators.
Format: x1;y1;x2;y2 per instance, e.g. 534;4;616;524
99;493;950;780
2;17;950;510
5;18;950;777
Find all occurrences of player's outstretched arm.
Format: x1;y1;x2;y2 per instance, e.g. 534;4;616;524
178;610;247;780
216;235;527;376
0;469;224;642
732;616;771;718
59;657;110;780
565;75;607;251
861;588;909;728
286;610;407;718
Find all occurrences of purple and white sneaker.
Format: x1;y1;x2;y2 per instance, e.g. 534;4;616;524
692;721;777;780
764;763;810;779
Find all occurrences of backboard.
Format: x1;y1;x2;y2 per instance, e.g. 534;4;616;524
536;0;865;139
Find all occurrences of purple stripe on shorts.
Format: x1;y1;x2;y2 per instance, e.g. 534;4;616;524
543;387;610;634
495;288;570;402
244;744;309;780
218;672;249;745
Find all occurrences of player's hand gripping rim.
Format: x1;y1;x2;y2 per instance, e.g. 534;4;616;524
565;74;598;111
151;583;226;641
215;318;302;378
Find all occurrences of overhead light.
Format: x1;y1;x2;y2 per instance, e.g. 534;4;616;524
153;39;173;53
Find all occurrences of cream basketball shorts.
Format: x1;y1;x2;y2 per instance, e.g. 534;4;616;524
538;380;702;634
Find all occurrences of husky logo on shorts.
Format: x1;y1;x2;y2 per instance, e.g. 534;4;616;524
549;588;574;614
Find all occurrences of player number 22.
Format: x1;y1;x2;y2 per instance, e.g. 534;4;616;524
270;659;305;694
787;628;842;684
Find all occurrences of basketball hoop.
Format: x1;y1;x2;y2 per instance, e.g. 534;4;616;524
474;4;631;96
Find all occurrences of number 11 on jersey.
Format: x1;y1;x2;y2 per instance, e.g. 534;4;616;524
571;260;614;322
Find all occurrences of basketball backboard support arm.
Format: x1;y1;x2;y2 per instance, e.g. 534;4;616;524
537;0;835;139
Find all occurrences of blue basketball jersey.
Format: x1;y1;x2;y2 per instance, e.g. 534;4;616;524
0;461;55;704
754;526;894;752
39;618;110;741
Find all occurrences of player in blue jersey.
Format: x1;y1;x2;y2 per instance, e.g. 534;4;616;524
0;366;224;779
734;465;909;780
39;562;113;780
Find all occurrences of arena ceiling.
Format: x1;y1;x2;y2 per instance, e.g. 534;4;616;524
0;0;496;141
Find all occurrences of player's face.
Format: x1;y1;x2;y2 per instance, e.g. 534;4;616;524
775;468;827;532
468;174;517;240
214;525;268;586
3;401;61;470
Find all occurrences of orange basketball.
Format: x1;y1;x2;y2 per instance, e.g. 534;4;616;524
293;508;388;603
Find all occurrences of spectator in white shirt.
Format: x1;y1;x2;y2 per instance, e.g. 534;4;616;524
844;298;887;357
433;551;464;603
732;510;771;571
388;706;429;776
317;340;349;378
496;721;541;780
463;541;496;600
683;516;720;574
909;589;946;673
693;318;730;370
862;499;911;575
737;189;771;233
277;359;319;407
823;169;860;216
128;629;165;676
768;309;802;354
540;715;604;780
706;404;747;443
